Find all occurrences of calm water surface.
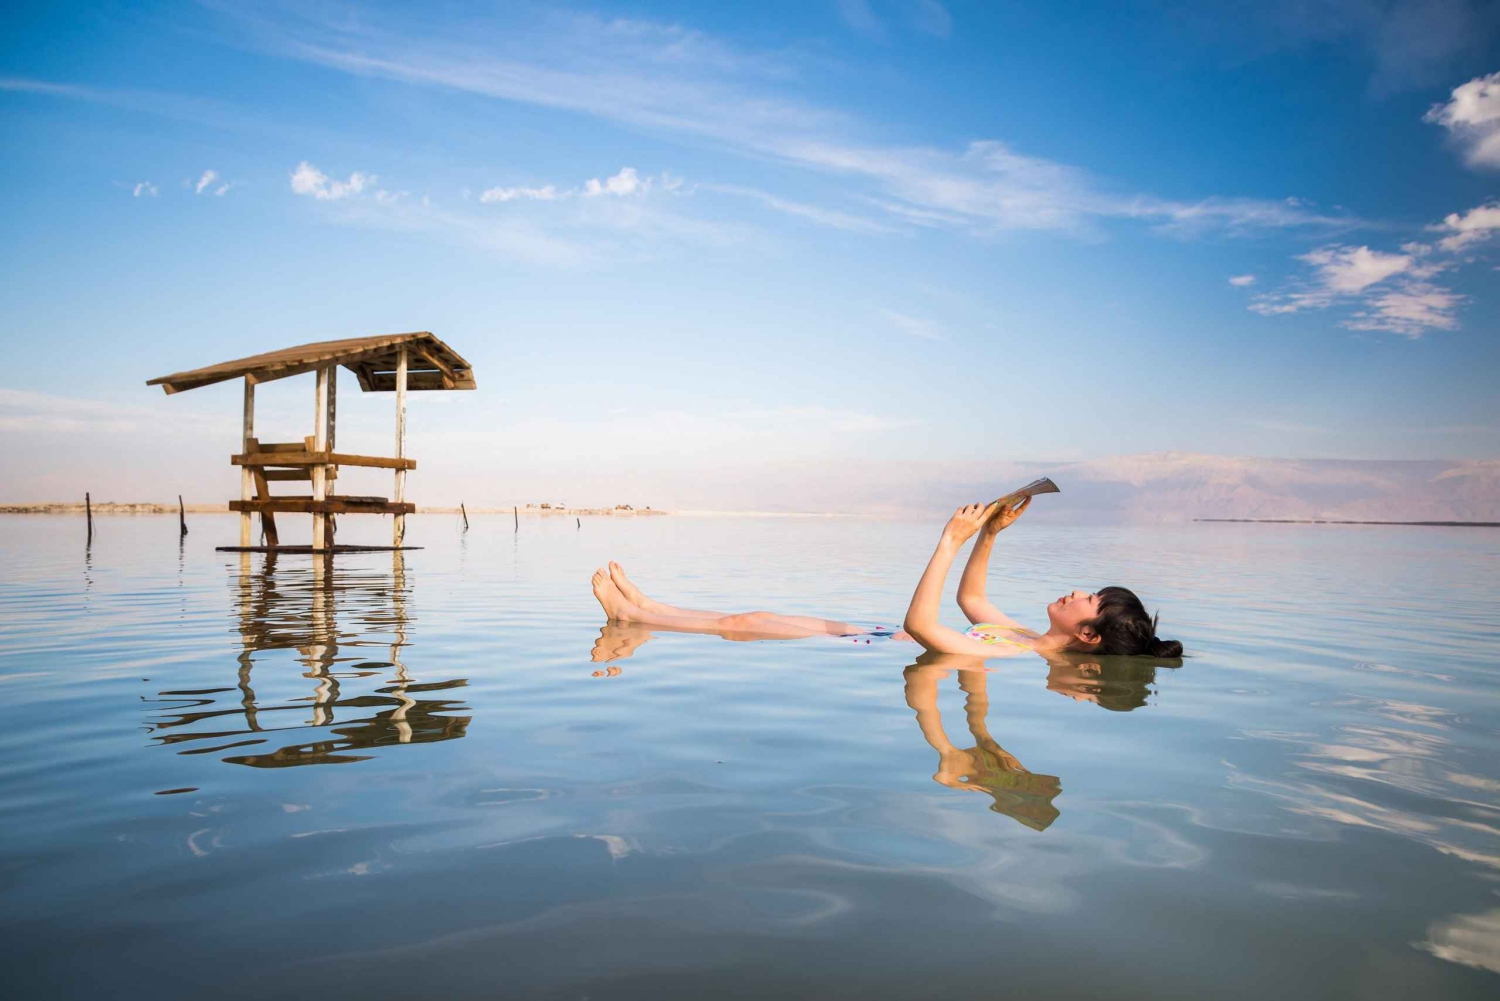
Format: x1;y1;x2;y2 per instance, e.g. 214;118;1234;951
2;514;1498;999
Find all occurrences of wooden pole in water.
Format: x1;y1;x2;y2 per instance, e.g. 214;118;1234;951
513;505;518;532
311;366;330;551
240;378;255;547
576;517;580;530
178;495;188;536
461;503;469;530
85;492;93;542
393;347;408;548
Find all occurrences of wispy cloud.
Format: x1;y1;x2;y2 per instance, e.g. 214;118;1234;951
480;184;561;204
881;308;943;340
1249;189;1500;337
837;0;887;41
1229;274;1257;286
1425;70;1500;170
1249;243;1462;336
194;169;218;194
479;168;656;205
131;181;157;197
237;8;1351;241
0;388;227;435
703;183;896;233
1431;200;1500;251
289;160;372;200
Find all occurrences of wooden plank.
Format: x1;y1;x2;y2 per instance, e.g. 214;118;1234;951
232;452;415;470
247;441;309;454
260;469;335;482
394;347;408;547
262;511;280;547
230;498;414;515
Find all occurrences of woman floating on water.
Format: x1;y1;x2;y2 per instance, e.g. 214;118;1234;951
590;498;1183;660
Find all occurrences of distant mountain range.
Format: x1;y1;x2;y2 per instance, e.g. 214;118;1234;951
630;453;1500;523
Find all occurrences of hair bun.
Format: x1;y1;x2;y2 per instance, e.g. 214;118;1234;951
1149;637;1184;658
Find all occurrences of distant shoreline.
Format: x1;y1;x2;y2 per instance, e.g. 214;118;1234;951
1195;518;1500;528
0;502;678;517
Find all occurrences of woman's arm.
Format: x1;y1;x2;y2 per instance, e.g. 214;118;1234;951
956;497;1031;627
903;504;1028;658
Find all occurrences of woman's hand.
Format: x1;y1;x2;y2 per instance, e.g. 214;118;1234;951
941;503;992;546
980;495;1031;537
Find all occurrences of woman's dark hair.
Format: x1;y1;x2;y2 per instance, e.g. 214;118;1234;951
1085;586;1183;658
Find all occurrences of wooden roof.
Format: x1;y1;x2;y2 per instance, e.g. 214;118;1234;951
146;332;476;395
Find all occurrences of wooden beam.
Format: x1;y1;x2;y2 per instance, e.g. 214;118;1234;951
412;346;457;389
232;452;414;470
230;498;416;515
240;378;255;547
393;347;408;547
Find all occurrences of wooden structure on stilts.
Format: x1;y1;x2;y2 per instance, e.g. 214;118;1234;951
147;333;476;553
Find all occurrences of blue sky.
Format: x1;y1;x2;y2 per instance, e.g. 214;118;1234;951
1;1;1498;505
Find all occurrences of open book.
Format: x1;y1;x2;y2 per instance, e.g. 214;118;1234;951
989;477;1060;513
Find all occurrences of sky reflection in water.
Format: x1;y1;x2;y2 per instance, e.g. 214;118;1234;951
0;514;1497;998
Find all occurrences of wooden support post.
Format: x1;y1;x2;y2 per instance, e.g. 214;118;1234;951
326;366;337;548
86;492;93;542
179;495;188;537
461;503;469;530
240;379;255;547
393;347;408;547
514;505;518;532
312;366;330;551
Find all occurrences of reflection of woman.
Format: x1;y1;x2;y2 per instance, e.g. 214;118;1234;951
1044;656;1168;712
590;499;1183;660
905;654;1061;831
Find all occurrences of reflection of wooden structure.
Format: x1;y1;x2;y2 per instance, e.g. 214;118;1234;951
146;552;471;767
147;333;476;552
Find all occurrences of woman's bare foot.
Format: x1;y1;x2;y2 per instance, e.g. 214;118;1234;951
591;567;636;621
608;562;661;613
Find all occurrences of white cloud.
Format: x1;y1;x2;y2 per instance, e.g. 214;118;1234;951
131;181;157;198
1229;274;1257;286
881;308;943;341
1344;283;1464;337
289;161;372;200
374;188;409;204
1421;908;1500;973
479;184;561;203
1432;200;1500;251
214;183;231;196
1425;71;1500;169
584;167;647;197
194;169;218;194
1299;245;1412;293
1250;241;1467;336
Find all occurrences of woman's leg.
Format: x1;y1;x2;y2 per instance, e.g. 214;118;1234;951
592;569;863;638
608;563;725;619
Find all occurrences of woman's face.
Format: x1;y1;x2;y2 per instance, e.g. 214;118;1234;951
1047;590;1101;646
